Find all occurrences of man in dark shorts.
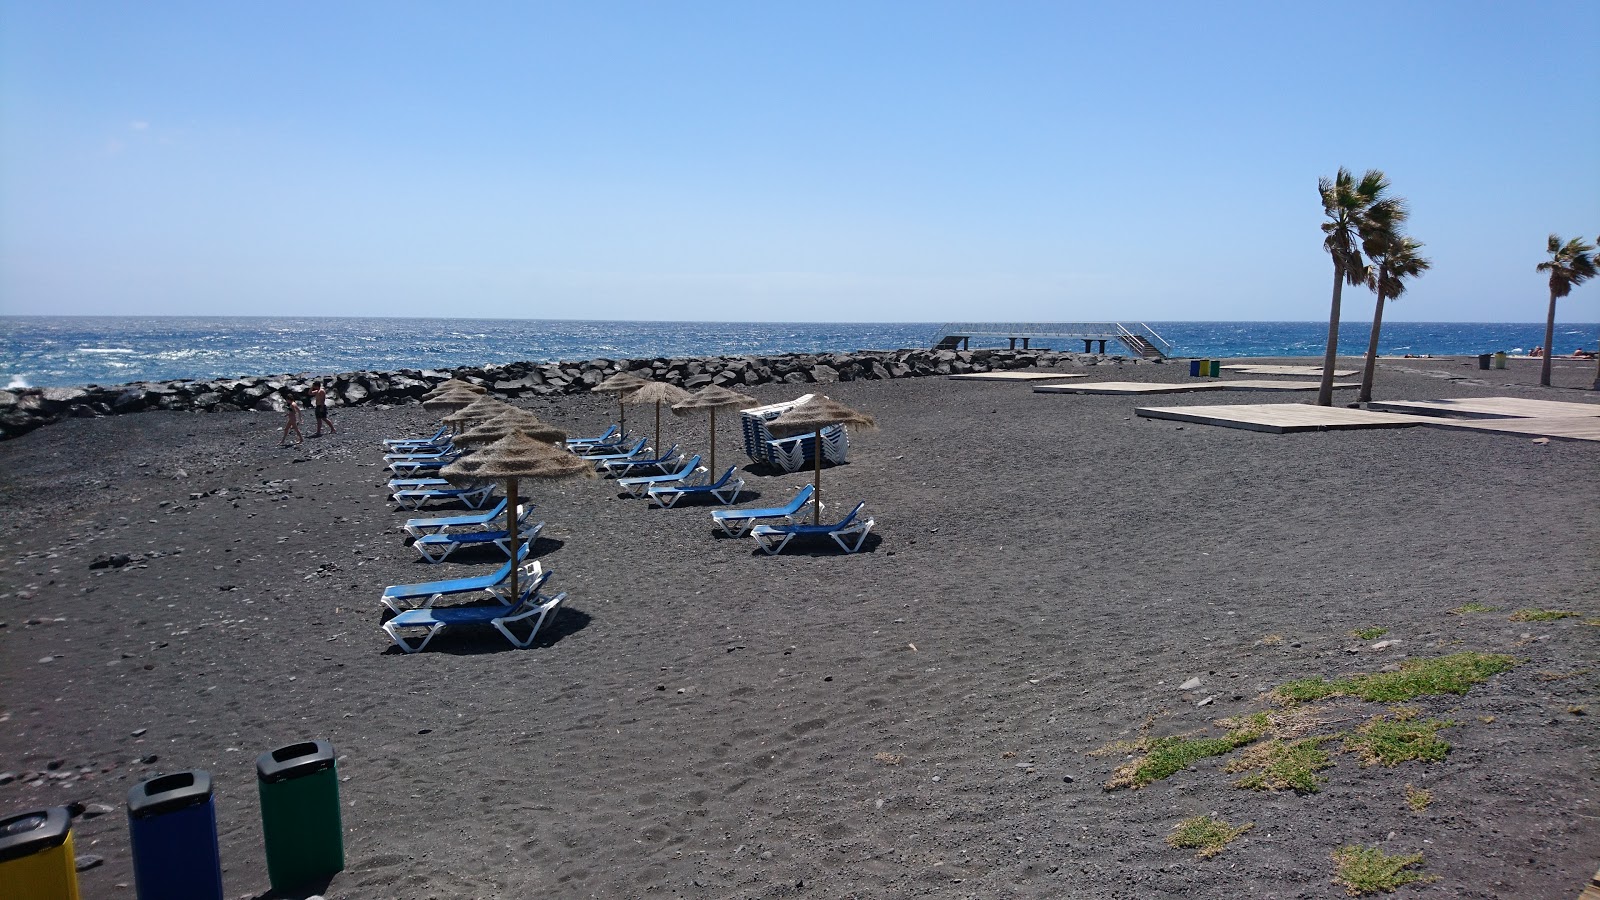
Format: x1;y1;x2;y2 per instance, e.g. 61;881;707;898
310;380;337;436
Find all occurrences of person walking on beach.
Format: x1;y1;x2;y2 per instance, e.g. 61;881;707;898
310;380;336;436
281;396;305;446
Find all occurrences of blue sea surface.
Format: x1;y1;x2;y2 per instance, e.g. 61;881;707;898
1;317;1594;388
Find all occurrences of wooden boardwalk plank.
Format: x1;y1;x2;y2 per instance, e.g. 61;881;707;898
1368;397;1600;419
1035;380;1358;395
1220;364;1359;377
1135;403;1428;433
947;371;1088;382
1411;415;1600;442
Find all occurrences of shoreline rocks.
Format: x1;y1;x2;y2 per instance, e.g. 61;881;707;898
0;347;1148;440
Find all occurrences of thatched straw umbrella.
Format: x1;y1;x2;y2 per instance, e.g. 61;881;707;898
424;379;487;399
671;385;756;473
453;412;567;447
766;395;877;524
592;372;648;437
440;432;590;602
622;381;692;453
421;389;486;414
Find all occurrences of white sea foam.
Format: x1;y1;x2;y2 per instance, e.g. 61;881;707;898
75;347;135;354
6;375;28;389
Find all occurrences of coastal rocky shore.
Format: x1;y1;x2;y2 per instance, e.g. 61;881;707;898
0;347;1144;439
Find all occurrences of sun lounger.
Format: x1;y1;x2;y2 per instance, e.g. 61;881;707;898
380;550;539;614
387;453;461;475
383;583;567;653
615;455;704;498
648;466;746;507
389;477;450;490
402;499;511;538
413;517;543;563
751;502;874;555
565;424;621;448
391;482;497;510
573;437;649;461
599;445;682;477
383;445;456;462
385;426;450;449
740;395;849;473
710;484;817;537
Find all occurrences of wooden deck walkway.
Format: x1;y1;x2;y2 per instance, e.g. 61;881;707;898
1035;380;1358;395
1220;364;1359;377
947;371;1087;382
1367;397;1600;419
1409;415;1600;442
1135;403;1426;433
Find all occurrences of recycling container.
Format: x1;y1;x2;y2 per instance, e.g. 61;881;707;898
1494;351;1507;369
1189;359;1202;377
0;807;80;900
1477;353;1492;369
127;770;224;900
257;740;344;891
1207;360;1221;377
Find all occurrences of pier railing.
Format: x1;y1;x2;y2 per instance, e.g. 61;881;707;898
931;322;1172;358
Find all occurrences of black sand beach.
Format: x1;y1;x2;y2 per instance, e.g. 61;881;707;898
1;355;1596;898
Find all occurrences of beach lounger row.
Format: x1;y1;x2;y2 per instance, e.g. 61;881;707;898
709;485;874;553
382;559;566;652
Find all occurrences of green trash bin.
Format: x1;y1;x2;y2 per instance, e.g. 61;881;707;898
256;739;344;891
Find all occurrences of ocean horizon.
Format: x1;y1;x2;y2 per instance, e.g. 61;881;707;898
2;316;1596;389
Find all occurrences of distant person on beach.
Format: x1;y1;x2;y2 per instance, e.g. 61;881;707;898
281;397;304;446
1573;348;1596;359
1530;346;1544;357
310;380;336;436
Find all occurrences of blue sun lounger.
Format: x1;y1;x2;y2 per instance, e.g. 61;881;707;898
391;482;496;510
383;580;567;653
751;502;874;555
615;455;704;498
599;445;682;478
574;437;649;461
380;549;539;614
565;424;621;448
385;426;450;449
647;466;746;507
710;484;817;537
412;514;543;563
402;498;510;538
388;453;462;475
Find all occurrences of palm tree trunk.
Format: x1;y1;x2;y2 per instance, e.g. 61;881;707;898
1540;291;1557;387
1317;264;1344;406
1358;279;1388;404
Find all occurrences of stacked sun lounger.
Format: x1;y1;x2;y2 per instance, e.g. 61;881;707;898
740;395;849;473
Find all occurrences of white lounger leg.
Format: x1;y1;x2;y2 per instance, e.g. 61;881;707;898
383;619;446;653
830;519;875;553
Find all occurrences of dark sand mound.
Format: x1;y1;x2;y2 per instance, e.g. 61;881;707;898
1;357;1596;898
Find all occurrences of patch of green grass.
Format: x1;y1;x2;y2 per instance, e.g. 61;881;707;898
1331;845;1438;896
1403;784;1432;811
1449;602;1498;615
1274;652;1518;704
1508;608;1578;622
1352;626;1389;641
1166;815;1253;859
1105;713;1269;790
1345;714;1453;766
1227;736;1335;793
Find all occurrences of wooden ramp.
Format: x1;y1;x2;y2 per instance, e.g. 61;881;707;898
1220;364;1359;377
1368;397;1600;419
948;371;1087;382
1035;380;1357;395
1136;403;1426;433
1409;415;1600;443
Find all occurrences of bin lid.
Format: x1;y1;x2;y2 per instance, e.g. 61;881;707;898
0;807;70;862
127;770;213;819
256;739;336;783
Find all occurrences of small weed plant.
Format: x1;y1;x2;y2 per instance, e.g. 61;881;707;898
1275;652;1517;704
1166;816;1253;858
1403;784;1432;811
1331;845;1438;895
1346;712;1453;766
1227;736;1335;793
1448;602;1497;614
1508;608;1578;622
1102;714;1269;790
1352;626;1389;641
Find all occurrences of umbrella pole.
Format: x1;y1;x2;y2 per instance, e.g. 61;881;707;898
618;396;625;436
709;408;717;473
813;426;822;525
655;401;662;454
507;478;520;601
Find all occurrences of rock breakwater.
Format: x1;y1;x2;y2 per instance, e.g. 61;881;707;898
0;347;1149;439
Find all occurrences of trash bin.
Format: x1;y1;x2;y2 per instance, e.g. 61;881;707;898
257;740;344;891
1494;351;1507;369
1189;359;1202;377
126;770;224;900
1477;353;1492;369
0;807;80;900
1207;360;1220;377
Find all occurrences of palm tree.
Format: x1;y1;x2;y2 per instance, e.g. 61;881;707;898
1357;236;1431;403
1535;234;1596;387
1317;168;1404;406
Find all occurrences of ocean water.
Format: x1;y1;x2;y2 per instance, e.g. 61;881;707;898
1;317;1595;389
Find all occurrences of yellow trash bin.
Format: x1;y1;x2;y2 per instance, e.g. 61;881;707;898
1493;351;1507;369
0;807;81;900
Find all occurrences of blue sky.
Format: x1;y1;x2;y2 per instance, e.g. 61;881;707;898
2;1;1596;323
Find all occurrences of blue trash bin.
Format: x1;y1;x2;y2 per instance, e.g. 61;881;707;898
126;770;224;900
